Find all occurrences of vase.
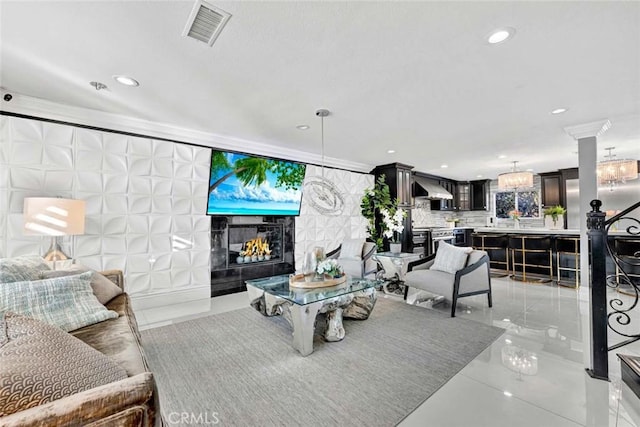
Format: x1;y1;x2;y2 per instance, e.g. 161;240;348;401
390;243;402;254
544;215;564;230
514;220;520;229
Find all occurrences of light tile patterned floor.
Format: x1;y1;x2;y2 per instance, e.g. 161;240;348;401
136;277;640;427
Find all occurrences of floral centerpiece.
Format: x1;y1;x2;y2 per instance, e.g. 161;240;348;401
381;206;406;253
509;209;521;221
316;259;344;279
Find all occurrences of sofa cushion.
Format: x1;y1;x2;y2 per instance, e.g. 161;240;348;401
0;255;50;283
0;271;118;332
71;293;149;377
0;312;127;417
41;265;123;305
431;242;473;274
339;238;365;260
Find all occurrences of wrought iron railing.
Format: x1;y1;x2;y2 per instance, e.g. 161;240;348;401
587;199;640;380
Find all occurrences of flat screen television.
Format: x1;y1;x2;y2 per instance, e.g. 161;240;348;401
207;150;306;216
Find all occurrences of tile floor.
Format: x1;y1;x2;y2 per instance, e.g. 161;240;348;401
136;277;640;427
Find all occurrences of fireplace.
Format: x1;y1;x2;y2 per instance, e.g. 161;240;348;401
210;217;295;297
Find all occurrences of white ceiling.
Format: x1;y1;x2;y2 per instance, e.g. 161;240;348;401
1;1;639;180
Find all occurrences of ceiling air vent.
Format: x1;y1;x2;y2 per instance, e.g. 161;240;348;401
183;0;231;46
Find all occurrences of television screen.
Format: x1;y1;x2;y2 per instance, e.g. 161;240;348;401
207;150;306;216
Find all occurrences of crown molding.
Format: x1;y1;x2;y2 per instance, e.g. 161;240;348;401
0;90;373;173
564;119;611;141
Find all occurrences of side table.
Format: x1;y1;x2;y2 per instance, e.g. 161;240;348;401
373;252;423;295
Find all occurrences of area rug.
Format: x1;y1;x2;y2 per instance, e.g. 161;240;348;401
141;297;503;426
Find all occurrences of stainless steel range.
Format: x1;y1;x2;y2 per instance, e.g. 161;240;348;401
429;228;455;253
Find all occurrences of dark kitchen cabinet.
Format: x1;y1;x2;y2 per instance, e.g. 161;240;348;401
431;179;457;211
457;183;470;211
540;172;562;207
470;179;490;211
371;163;414;208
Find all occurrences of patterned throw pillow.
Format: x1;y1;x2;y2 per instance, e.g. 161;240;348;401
0;312;128;417
431;241;473;275
0;255;50;283
0;271;118;332
40;265;123;305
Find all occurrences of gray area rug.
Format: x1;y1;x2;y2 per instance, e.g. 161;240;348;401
142;297;503;426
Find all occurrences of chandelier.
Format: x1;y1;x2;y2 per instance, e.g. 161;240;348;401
303;109;345;215
597;147;638;191
498;161;534;191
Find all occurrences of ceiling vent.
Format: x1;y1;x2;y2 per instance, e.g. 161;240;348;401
183;0;231;46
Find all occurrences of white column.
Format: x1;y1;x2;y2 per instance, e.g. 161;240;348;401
564;119;611;371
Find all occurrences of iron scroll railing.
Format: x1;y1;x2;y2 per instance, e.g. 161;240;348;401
587;199;640;381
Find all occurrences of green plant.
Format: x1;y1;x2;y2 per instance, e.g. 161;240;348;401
543;205;567;225
360;175;393;250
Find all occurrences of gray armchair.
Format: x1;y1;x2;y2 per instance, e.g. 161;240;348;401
327;239;378;279
403;249;492;317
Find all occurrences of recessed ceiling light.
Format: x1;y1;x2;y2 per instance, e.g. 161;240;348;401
498;154;507;159
477;174;483;178
296;125;310;130
526;168;533;172
113;75;139;87
387;149;396;154
487;27;515;44
441;164;448;168
504;391;513;397
551;108;568;115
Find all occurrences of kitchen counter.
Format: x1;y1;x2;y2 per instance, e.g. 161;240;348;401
473;227;579;235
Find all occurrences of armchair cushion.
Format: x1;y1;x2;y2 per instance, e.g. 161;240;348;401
0;255;50;284
431;242;472;274
339;238;365;260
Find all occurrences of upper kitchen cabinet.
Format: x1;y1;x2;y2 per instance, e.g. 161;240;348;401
371;163;414;207
430;179;457;211
457;182;470;211
540;172;563;208
470;179;490;211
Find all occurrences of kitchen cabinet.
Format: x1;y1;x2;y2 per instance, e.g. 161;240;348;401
540;172;562;207
457;183;470;211
372;163;414;208
431;179;457;211
470;179;490;211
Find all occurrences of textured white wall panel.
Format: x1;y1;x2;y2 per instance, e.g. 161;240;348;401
294;165;373;270
0;116;211;303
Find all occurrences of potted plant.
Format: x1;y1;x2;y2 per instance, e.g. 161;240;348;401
360;175;393;251
381;206;406;253
508;210;521;229
544;205;566;229
316;259;344;279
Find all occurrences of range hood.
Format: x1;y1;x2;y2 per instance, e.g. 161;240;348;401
413;176;454;200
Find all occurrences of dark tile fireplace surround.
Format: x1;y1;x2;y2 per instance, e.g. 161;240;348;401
210;216;295;297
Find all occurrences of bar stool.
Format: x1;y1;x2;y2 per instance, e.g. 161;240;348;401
555;236;580;288
472;233;509;278
509;235;554;283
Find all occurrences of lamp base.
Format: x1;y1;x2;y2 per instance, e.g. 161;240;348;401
43;238;70;270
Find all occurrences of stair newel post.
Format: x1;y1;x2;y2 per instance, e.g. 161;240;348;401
586;199;609;380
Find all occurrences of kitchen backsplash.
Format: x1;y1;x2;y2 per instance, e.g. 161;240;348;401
411;178;545;229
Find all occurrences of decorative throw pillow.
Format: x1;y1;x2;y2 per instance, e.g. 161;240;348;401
0;271;118;332
0;312;128;417
431;242;473;275
40;264;123;305
339;238;365;260
0;255;50;283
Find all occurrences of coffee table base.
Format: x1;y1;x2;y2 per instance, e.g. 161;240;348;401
247;285;377;356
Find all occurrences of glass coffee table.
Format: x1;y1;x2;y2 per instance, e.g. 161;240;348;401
246;274;381;356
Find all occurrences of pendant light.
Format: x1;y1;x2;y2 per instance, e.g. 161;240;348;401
597;147;638;191
303;109;345;215
498;161;534;190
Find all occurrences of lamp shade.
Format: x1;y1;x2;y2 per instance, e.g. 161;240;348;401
498;171;534;191
23;198;86;236
597;159;638;186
